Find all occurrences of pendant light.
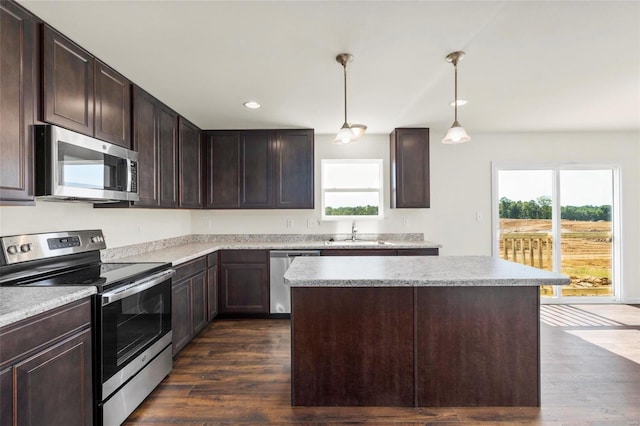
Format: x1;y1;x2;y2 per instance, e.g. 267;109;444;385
442;51;471;144
334;53;367;144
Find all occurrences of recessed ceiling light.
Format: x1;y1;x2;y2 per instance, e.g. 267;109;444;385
450;99;468;107
243;101;261;109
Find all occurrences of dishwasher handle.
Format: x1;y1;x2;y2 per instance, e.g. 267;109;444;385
269;250;320;258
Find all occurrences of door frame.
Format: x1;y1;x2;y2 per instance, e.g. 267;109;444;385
491;161;622;304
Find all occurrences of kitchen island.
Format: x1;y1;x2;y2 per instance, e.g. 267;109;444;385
284;255;569;408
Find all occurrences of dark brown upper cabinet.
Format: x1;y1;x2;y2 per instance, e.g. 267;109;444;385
205;131;240;208
131;85;178;208
94;60;131;147
158;104;179;208
0;1;37;205
390;128;430;208
42;25;132;148
43;25;95;136
204;129;314;210
178;117;203;208
274;129;314;209
240;131;273;208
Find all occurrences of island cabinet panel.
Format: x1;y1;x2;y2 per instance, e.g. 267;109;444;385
43;25;95;136
218;250;269;314
178;117;203;208
291;287;415;406
0;298;93;425
0;1;37;205
172;257;208;355
415;286;540;407
390;128;430;208
94;60;131;148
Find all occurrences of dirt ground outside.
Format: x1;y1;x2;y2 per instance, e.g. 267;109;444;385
499;219;612;296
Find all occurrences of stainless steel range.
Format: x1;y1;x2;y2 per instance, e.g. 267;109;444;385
0;230;174;426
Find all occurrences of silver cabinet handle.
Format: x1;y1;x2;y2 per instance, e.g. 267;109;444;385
102;269;175;306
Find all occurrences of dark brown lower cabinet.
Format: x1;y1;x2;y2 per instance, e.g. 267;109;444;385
172;257;207;355
207;253;218;321
0;298;93;425
219;250;269;314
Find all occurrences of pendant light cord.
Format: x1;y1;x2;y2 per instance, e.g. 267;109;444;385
454;59;458;123
343;62;348;123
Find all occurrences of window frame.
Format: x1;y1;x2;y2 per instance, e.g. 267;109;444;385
320;158;384;221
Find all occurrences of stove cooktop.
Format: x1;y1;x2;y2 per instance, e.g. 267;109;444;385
5;262;170;293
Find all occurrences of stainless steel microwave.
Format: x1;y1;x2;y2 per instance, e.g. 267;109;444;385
35;125;139;203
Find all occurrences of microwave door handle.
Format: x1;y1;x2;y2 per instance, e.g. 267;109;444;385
124;159;133;192
102;269;175;306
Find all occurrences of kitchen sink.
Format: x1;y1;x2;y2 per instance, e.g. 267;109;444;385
324;240;395;246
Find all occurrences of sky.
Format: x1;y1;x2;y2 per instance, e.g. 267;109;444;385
498;170;613;206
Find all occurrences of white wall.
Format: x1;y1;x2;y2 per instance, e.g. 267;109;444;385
0;202;191;248
1;130;638;301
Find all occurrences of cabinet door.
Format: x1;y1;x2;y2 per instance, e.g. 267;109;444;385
172;278;191;355
240;131;273;208
207;254;218;321
0;367;12;425
94;60;131;148
219;262;269;314
132;86;159;206
191;272;208;336
178;117;202;208
14;329;93;426
43;25;94;136
0;2;36;205
390;128;430;208
158;105;179;207
204;131;240;208
274;129;314;209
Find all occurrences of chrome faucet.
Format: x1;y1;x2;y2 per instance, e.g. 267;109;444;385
351;221;357;241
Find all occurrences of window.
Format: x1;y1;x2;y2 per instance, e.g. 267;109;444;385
321;159;383;220
492;164;620;302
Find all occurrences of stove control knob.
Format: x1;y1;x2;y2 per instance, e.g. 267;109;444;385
7;245;18;255
91;236;99;243
20;244;32;253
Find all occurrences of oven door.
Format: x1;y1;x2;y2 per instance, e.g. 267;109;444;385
99;269;173;400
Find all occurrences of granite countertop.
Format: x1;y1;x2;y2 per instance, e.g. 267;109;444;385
284;255;570;287
111;240;441;266
0;286;97;328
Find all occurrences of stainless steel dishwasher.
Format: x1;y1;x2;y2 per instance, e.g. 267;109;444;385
269;250;320;313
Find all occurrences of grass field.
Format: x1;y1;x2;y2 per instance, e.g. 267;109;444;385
499;219;612;296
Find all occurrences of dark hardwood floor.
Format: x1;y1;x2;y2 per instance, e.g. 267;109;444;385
125;305;640;425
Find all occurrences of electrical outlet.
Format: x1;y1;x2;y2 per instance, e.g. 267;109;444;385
402;218;409;228
286;219;294;229
307;219;319;228
135;224;141;235
206;219;212;230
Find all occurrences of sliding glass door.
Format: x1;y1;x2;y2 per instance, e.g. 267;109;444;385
493;165;618;301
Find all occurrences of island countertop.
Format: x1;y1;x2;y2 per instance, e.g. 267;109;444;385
284;255;570;287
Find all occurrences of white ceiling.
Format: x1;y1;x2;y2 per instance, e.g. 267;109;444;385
18;0;640;135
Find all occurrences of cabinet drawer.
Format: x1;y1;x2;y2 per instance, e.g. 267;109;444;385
0;298;91;369
220;250;268;264
207;252;218;267
174;257;207;282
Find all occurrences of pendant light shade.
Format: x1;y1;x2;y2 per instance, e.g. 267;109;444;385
442;51;471;144
334;53;367;144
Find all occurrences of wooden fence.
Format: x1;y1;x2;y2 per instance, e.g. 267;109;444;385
499;231;611;270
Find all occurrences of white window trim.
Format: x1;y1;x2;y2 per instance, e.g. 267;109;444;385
321;159;384;221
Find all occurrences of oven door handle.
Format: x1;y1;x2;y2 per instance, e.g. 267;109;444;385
102;269;175;306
